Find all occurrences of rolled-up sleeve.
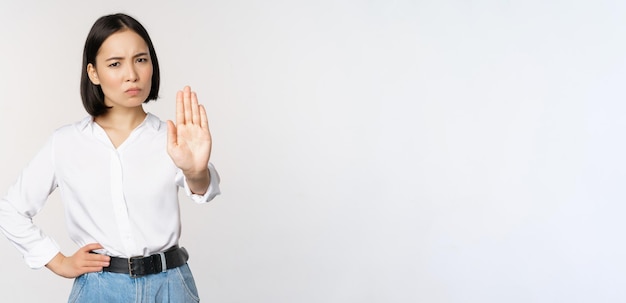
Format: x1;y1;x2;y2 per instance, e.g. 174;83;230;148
177;162;221;204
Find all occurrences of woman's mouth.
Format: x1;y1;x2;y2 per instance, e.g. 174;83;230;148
125;88;141;96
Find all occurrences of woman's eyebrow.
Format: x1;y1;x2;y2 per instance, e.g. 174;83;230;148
134;52;149;58
105;52;149;61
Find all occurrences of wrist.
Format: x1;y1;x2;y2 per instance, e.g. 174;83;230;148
184;169;210;195
45;253;66;275
183;168;209;181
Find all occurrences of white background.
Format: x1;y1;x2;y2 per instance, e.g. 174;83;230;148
1;0;625;302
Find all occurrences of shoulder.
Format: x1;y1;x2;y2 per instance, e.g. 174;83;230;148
51;116;92;137
28;117;93;155
145;112;168;133
45;116;96;148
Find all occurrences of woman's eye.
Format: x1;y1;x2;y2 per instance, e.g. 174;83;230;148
108;62;120;67
137;58;149;63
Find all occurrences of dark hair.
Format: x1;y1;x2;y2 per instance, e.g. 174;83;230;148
80;13;160;116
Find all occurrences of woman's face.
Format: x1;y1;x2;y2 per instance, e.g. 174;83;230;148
88;29;153;111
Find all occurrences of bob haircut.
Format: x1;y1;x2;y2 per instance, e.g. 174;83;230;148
80;13;160;116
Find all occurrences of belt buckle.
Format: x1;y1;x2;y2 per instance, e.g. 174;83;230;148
128;256;141;278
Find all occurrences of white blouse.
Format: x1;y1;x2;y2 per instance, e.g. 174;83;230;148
0;113;221;268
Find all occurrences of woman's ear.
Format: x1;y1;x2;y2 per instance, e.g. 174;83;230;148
87;63;100;85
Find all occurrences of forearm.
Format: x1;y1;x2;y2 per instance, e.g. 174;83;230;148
0;197;61;269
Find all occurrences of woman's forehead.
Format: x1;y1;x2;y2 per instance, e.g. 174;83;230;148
97;30;149;57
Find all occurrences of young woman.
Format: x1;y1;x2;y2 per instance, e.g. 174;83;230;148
0;13;220;302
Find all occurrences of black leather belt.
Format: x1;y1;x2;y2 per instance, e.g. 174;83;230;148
101;246;189;277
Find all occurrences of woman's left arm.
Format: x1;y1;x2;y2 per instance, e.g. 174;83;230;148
167;86;211;195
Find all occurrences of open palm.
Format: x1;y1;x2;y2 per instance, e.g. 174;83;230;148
167;86;212;176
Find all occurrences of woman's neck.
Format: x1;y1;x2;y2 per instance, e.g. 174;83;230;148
93;106;147;148
94;106;147;131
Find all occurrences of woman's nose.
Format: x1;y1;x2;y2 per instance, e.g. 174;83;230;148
125;65;138;82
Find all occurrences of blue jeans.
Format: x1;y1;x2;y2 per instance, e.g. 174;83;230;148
68;264;200;302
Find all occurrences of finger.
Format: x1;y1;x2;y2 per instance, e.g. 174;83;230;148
85;253;110;262
176;90;184;125
183;86;192;125
83;259;110;267
77;263;108;272
191;91;200;125
167;120;177;148
81;243;104;252
199;104;209;131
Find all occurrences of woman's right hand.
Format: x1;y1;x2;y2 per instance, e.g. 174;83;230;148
45;243;110;278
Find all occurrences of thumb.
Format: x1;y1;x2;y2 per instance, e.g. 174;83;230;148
167;120;177;148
